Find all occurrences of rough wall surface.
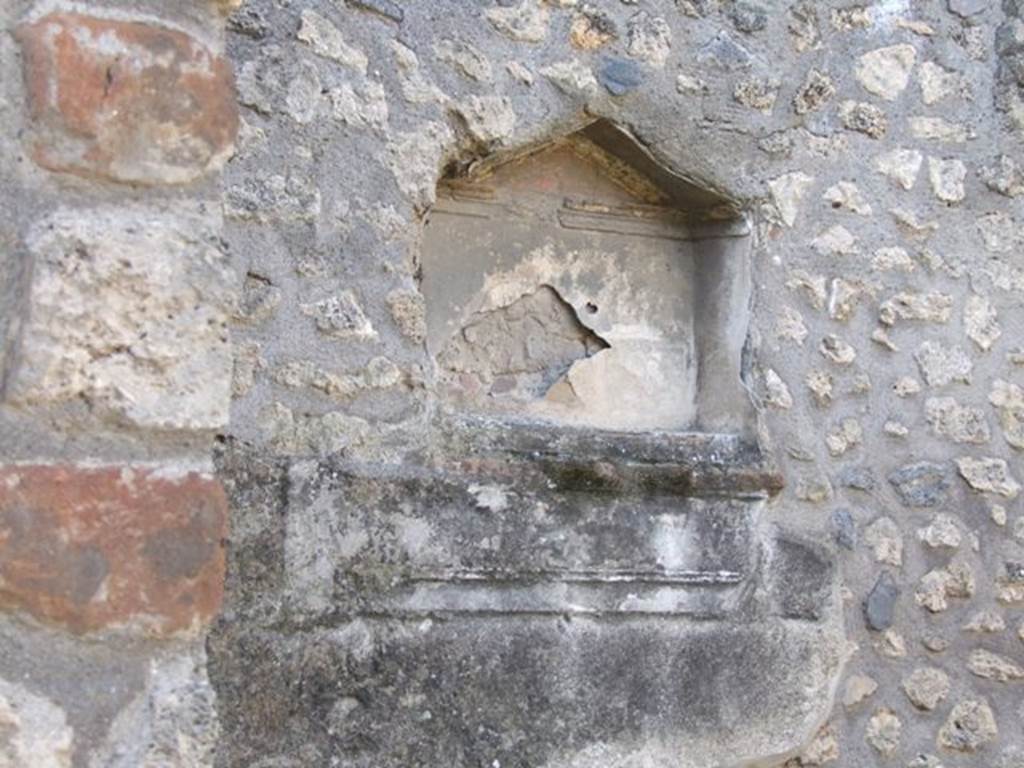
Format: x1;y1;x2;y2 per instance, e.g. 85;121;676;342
1;0;1024;766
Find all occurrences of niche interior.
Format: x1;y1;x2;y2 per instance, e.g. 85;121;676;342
421;120;755;445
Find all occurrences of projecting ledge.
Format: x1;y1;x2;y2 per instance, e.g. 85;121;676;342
432;415;784;497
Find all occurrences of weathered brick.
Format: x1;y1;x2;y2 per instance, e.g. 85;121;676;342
0;465;226;634
17;13;238;184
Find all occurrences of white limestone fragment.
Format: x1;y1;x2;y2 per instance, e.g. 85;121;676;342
540;60;598;94
823;181;872;215
435;39;493;82
330;81;390;129
626;12;672;68
826;417;862;456
776;306;808;345
468;483;511;512
806;370;834;405
893;376;922;397
843;675;878;708
965;295;1001;351
297;10;368;73
915;342;972;387
486;1;549;42
506;61;534;85
385;122;453;208
890;207;937;239
391;42;448;105
989;379;1024;449
928;157;967;203
285;62;325;124
300;291;377;340
938;699;997;752
917;513;963;549
769;172;814;227
919;61;963;104
811;224;858;255
676;73;706;93
820;335;857;365
855;44;917;100
6;207;234;430
874;149;923;189
865;708;902;756
925;398;990;444
884;420;909;437
964;610;1006;633
879;292;952;325
956;457;1020;498
902;667;950;711
865;516;903;565
453;95;517;144
786;270;827;309
764;368;793;409
871;246;915;272
968;649;1024;682
976;212;1018;253
829;278;869;321
910;116;969;143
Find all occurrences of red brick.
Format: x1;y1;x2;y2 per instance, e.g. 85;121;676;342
17;13;238;184
0;465;226;635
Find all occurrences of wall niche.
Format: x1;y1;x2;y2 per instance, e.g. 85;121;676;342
422;119;755;436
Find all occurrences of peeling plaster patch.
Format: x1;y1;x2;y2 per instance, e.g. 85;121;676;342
438;284;610;409
431;238;701;431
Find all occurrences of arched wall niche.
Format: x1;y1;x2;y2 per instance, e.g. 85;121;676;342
421;119;760;471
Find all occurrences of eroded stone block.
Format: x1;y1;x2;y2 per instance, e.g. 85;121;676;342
210;453;844;767
3;207;234;430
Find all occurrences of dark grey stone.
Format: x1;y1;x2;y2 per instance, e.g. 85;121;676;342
766;533;835;620
226;6;270;38
949;0;989;17
864;571;898;631
888;462;952;507
698;31;753;70
832;508;856;551
839;465;875;492
599;57;645;96
348;0;403;23
728;2;768;33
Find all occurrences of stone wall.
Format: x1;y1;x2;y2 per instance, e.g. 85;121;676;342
1;0;1023;766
